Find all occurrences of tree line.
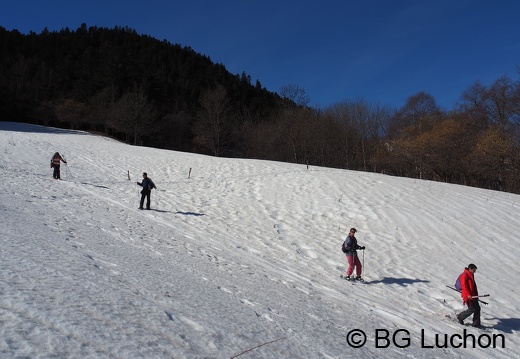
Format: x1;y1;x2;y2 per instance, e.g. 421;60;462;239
1;25;519;194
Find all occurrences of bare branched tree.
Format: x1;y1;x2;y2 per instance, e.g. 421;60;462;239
388;92;441;138
195;85;231;156
280;84;310;107
460;77;520;130
110;86;156;145
87;85;116;134
55;98;86;130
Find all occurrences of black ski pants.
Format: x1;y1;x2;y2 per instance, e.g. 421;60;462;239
52;164;61;179
140;189;151;209
458;299;481;327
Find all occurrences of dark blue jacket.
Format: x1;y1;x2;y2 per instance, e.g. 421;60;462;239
342;235;361;257
138;177;156;192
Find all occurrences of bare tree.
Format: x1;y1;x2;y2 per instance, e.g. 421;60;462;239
388;92;441;138
324;99;391;170
458;81;489;130
110;86;156;145
87;85;116;134
55;98;86;130
279;84;310;107
195;85;231;156
459;77;520;130
485;77;520;131
469;125;517;191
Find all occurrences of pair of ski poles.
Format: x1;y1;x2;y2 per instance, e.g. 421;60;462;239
445;286;490;305
61;154;72;180
64;161;72;180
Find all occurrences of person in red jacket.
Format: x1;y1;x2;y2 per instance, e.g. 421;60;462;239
456;263;481;327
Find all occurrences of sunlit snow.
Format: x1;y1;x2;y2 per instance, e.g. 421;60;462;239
1;122;518;358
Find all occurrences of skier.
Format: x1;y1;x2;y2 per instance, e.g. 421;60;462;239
456;264;481;327
136;172;156;210
50;152;67;179
342;227;365;281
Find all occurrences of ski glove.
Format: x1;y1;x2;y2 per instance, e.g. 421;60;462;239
359;246;366;250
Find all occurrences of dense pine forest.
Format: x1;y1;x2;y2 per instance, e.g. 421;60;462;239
1;24;519;193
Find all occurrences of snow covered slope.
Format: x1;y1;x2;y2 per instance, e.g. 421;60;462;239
1;122;518;358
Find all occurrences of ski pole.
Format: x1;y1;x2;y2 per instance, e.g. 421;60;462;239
62;155;67;181
62;155;72;179
362;248;365;277
65;163;72;179
445;286;489;305
446;286;490;297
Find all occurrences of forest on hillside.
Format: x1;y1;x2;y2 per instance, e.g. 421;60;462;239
1;25;519;193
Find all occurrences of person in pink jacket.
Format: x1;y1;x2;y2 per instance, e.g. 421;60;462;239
456;264;481;327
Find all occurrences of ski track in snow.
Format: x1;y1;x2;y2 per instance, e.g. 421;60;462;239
1;122;519;358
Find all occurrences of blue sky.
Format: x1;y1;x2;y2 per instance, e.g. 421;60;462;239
2;0;519;110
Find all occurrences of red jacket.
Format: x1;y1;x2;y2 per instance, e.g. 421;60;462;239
460;268;478;304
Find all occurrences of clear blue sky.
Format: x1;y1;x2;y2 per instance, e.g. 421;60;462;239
2;0;519;110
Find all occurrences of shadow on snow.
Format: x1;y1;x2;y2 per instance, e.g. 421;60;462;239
0;122;88;135
367;277;430;286
489;317;520;333
81;182;110;189
176;211;206;216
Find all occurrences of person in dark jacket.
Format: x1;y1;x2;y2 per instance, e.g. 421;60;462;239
456;263;481;327
342;227;365;281
50;152;67;179
136;172;156;209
